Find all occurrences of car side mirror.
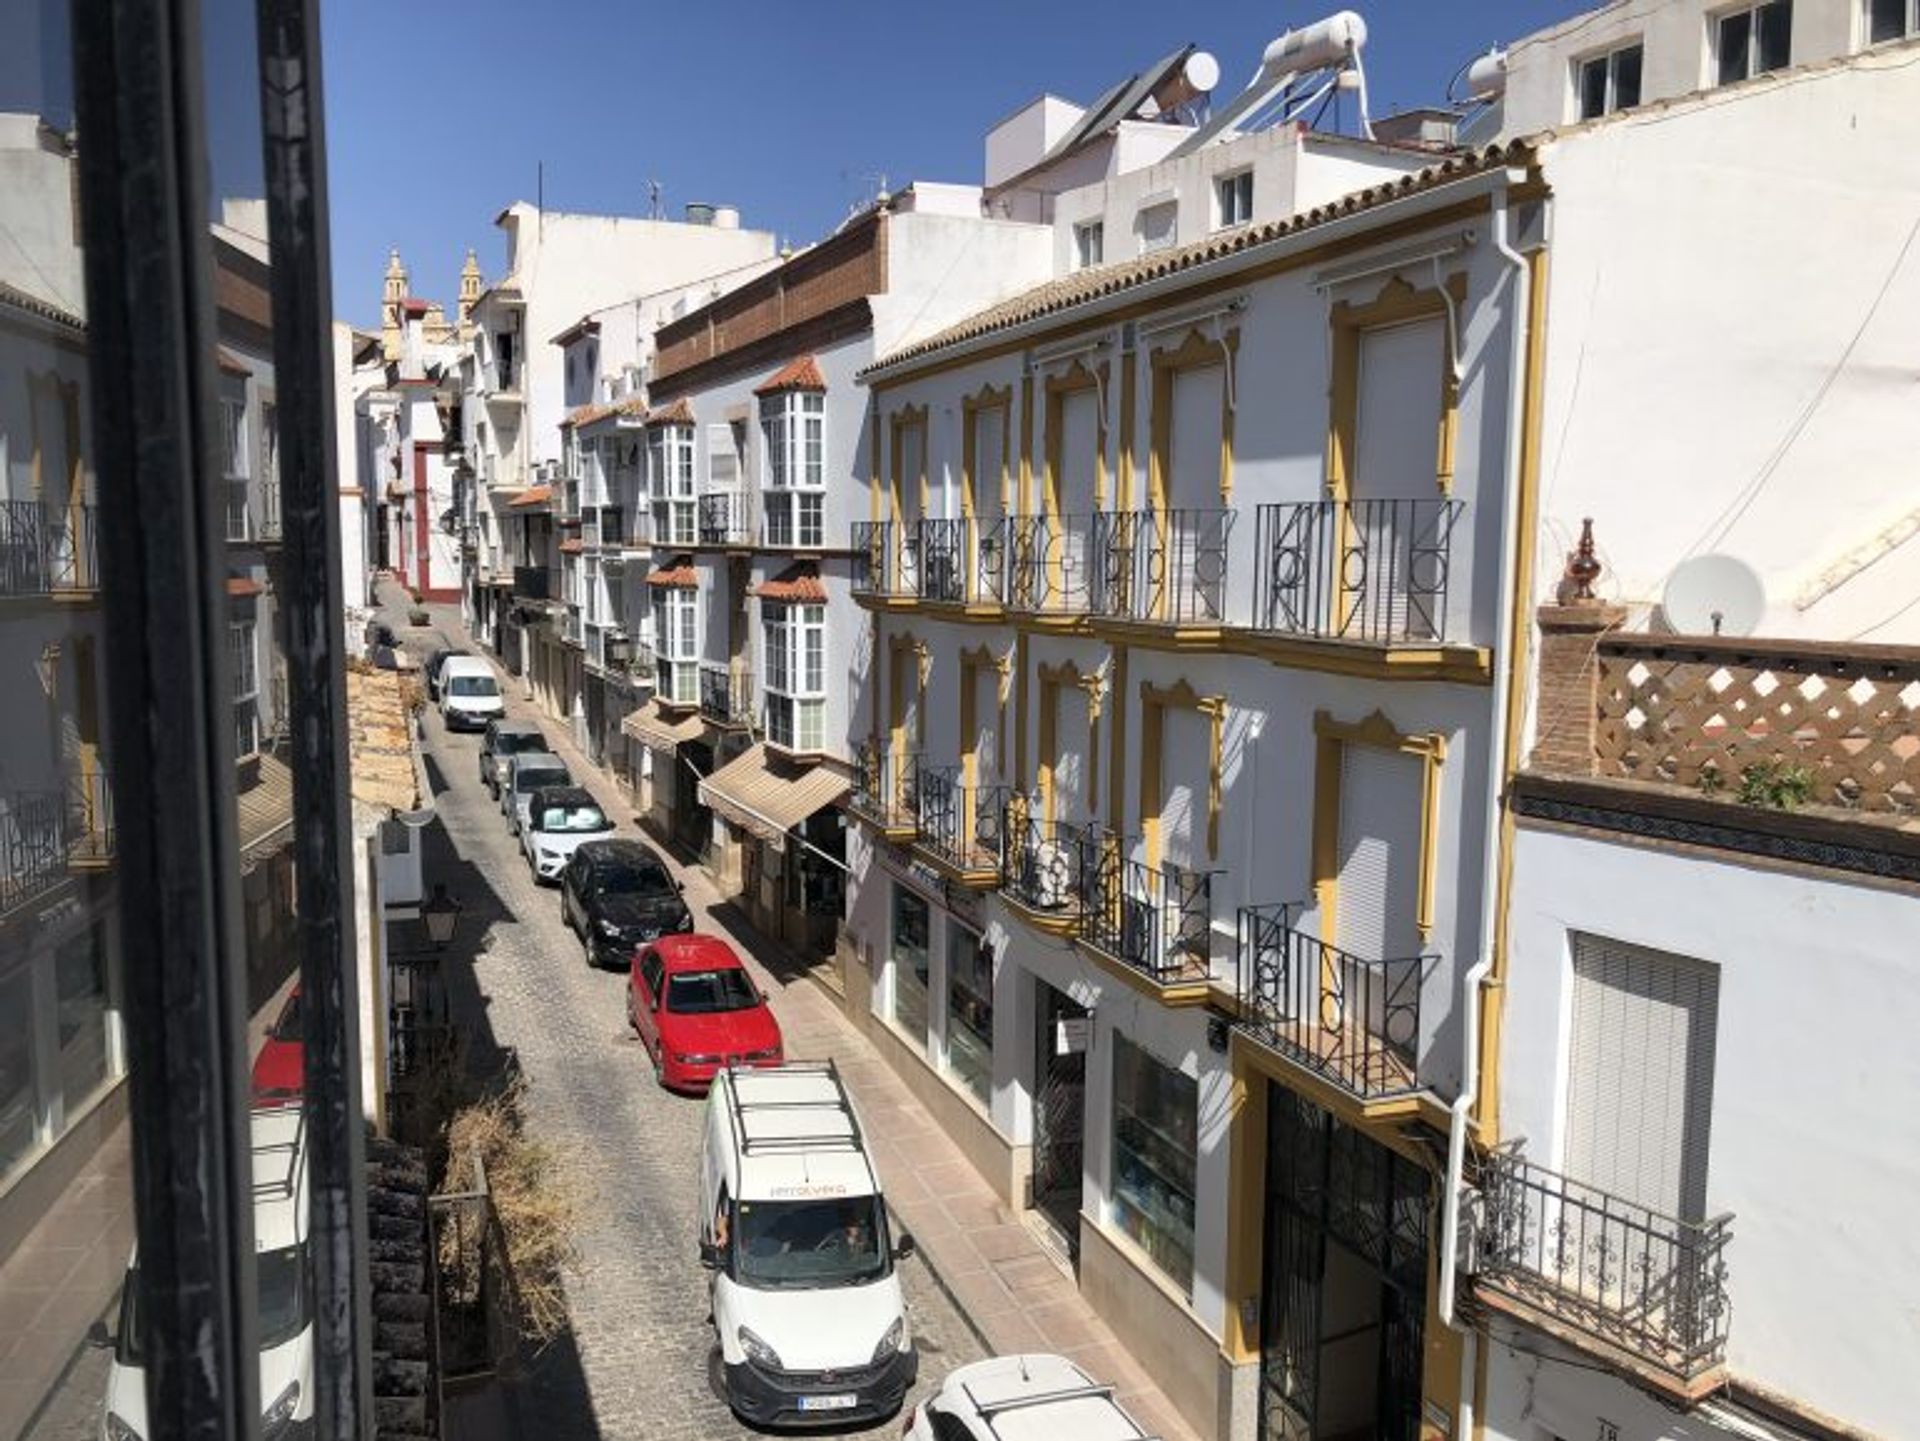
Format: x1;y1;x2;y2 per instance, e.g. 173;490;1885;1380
893;1233;916;1261
86;1320;113;1350
697;1240;722;1270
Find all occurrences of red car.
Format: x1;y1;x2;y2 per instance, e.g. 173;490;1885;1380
627;935;783;1092
251;984;303;1099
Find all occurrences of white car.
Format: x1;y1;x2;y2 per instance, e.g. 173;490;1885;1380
518;784;616;882
904;1354;1153;1440
101;1104;313;1440
437;655;504;732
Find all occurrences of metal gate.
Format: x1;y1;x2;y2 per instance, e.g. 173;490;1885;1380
1031;982;1089;1264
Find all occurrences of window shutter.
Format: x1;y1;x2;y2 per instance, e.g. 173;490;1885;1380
1354;318;1443;501
1564;934;1720;1220
1334;744;1423;960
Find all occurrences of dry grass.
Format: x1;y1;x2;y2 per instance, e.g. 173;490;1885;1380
437;1077;589;1347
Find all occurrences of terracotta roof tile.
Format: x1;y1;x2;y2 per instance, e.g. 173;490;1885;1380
400;297;433;317
753;354;827;396
508;485;553;508
227;576;264;597
562;402;611;429
645;556;698;588
862;140;1537;379
558;538;584;554
346;666;420;812
756;562;826;603
0;278;84;331
645;397;694;427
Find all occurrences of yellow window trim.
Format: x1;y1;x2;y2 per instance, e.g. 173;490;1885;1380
960;382;1013;519
1310;708;1447;944
886;631;930;762
1326;271;1466;502
1149;325;1239;511
1138;677;1226;868
1042;357;1109;521
1036;658;1103;824
887;403;930;526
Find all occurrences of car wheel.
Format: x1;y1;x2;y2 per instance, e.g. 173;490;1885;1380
652;1047;665;1089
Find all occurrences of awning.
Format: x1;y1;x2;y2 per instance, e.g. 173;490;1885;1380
237;753;295;868
697;743;849;852
622;699;705;751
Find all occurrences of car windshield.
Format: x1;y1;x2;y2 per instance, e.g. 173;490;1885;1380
537;802;610;833
119;1243;310;1364
497;731;544;755
733;1196;888;1290
446;674;498;698
665;968;757;1014
598;861;674;896
515;767;568;794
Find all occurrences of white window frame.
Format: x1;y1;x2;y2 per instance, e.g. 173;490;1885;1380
220;395;249;479
648;422;697;547
1572;40;1644;120
230;618;259;758
650;585;699;704
1863;0;1920;44
760;391;825;549
1137;199;1178;256
1713;0;1793;85
761;599;825;752
1073;220;1104;270
1215;169;1253;229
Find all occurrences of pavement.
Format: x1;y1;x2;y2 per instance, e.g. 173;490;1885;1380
392;582;1198;1441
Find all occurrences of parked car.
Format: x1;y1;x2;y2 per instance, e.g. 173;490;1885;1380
561;839;692;967
100;1103;314;1440
251;985;303;1100
424;646;469;702
519;785;616;883
437;655;504;732
501;751;571;835
904;1354;1151;1439
630;935;782;1092
479;718;546;797
363;618;396;653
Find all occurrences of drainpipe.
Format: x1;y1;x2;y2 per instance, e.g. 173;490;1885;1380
1438;171;1533;1358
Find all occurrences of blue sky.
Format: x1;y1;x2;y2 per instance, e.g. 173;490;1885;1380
322;1;1577;327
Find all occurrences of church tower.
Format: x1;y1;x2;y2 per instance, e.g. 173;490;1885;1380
381;248;408;361
457;249;482;342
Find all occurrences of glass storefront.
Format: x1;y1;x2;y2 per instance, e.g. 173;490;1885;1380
945;922;992;1104
889;882;930;1048
1110;1032;1197;1293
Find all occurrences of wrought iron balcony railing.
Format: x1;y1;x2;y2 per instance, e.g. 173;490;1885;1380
852;520;915;598
1253;498;1463;644
0;771;116;916
699;492;753;547
1479;1151;1733;1385
257;480;282;541
699;662;754;728
1234;903;1428;1101
999;800;1088;918
847;742;921;833
1005;513;1096;615
1077;828;1215;983
0;499;100;596
1091;508;1235;626
914;765;1008;875
917;517;1011;607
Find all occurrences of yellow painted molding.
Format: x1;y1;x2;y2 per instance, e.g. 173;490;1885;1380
1311;708;1447;942
961;382;1012;520
1148;325;1238;515
888;403;929;526
1140;677;1227;865
1017;374;1034;517
1326;272;1466;504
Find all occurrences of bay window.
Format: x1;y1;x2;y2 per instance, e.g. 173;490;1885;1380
763;600;825;752
761;390;825;548
651;585;699;704
230;618;259;757
648;422;696;546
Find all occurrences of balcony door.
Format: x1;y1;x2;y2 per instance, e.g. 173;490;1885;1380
1349;318;1446;640
1332;743;1424;1066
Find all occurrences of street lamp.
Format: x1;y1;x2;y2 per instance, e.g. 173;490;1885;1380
420;883;462;949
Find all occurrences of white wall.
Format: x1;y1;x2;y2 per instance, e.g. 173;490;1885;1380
870;212;1053;356
0;115;85;319
1500;823;1920;1437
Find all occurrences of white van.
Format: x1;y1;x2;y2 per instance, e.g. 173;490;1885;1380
101;1104;313;1439
699;1061;917;1427
438;655;504;731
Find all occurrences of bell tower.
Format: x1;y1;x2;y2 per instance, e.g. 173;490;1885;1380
381;248;408;360
457;249;482;342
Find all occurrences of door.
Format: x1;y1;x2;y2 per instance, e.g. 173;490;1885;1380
631;948;666;1056
1031;981;1089;1264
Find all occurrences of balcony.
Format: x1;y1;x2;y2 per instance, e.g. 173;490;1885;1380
917;518;1010;608
258;479;282;542
0;499;99;597
1478;1151;1733;1395
846;741;920;841
1005;513;1098;617
1090;508;1235;629
698;492;753;548
999;801;1088;926
699;662;754;729
851;520;908;599
0;772;116;916
1253;498;1463;644
1233;903;1430;1105
1075;827;1215;986
912;765;1007;884
511;565;555;602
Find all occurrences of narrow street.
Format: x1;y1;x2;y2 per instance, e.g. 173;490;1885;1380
400;604;986;1440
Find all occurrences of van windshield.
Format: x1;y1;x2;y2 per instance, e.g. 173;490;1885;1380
733;1195;888;1290
119;1243;311;1363
446;675;499;698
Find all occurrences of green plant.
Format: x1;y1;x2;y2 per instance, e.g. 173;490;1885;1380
1735;759;1814;811
1696;764;1725;797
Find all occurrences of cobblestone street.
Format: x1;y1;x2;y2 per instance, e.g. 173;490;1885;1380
411;627;986;1440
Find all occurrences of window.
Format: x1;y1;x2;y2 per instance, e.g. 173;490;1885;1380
1867;0;1919;42
1216;169;1253;228
648;422;696;546
1575;42;1644;119
220;394;248;477
889;883;930;1048
761;391;825;548
1137;199;1177;255
652;586;698;704
1716;0;1792;84
230;619;259;757
763;601;825;751
945;925;991;1104
1110;1032;1197;1292
1073;220;1104;269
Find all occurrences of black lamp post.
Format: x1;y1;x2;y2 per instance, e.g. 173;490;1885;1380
419;883;462;949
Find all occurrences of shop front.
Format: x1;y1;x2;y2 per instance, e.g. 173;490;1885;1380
698;744;848;958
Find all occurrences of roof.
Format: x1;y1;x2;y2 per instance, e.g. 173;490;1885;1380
559;538;584;554
651;934;748;972
721;1066;877;1202
509;485;553;508
752;354;827;396
227;576;264;597
938;1355;1149;1441
0;278;84;331
623;698;706;748
697;743;849;851
757;562;827;603
400;297;433;317
237;753;295;865
345;666;419;812
864;139;1537;379
646;396;694;427
573;837;669;869
550;316;601;347
645;556;698;588
562;401;612;429
528;783;596;807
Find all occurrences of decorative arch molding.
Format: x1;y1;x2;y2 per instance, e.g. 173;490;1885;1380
1042;358;1110;514
1149;324;1240;509
1327;271;1467;501
1310;707;1448;942
1140;677;1227;864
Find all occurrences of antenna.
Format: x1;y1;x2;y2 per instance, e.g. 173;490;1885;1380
647;178;663;220
1661;554;1767;637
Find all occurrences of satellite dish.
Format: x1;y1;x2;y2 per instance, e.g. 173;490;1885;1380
1662;554;1766;637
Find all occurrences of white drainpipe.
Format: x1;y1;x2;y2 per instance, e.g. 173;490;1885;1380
1438;171;1534;1367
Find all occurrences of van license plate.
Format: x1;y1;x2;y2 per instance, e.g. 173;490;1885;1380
798;1395;856;1412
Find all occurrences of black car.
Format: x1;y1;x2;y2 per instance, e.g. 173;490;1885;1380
424;646;470;702
560;840;691;968
479;718;547;797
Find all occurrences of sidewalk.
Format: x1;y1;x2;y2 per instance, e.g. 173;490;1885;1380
392;584;1199;1441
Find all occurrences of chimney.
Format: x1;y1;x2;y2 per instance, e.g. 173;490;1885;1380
1531;519;1626;776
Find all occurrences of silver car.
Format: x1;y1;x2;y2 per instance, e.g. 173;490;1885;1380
502;751;572;835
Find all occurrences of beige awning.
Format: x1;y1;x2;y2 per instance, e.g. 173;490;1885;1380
697;744;848;852
622;699;705;751
237;753;295;867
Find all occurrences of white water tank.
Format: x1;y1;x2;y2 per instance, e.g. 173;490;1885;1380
1468;48;1508;100
712;205;741;230
1261;11;1367;81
